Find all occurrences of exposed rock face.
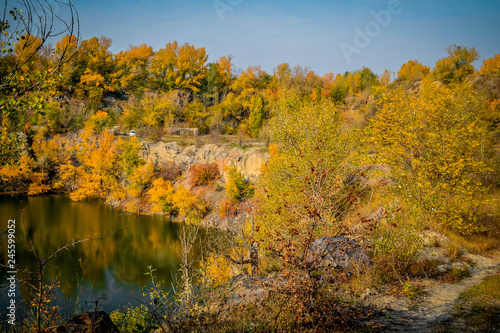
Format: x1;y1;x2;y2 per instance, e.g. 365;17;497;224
140;141;270;182
306;236;371;270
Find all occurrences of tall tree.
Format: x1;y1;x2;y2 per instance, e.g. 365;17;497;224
150;41;208;93
257;91;360;274
114;43;154;95
433;45;479;84
0;0;79;183
365;78;494;234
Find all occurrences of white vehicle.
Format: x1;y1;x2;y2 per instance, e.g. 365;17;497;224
129;130;136;137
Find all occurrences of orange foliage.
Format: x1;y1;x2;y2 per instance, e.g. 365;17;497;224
188;162;220;187
70;132;120;201
219;198;239;218
217;56;234;87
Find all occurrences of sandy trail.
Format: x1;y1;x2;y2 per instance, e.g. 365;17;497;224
372;252;500;332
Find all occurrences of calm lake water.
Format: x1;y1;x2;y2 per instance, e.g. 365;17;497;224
0;195;202;321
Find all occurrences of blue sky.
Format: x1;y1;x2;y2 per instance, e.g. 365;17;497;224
74;0;500;77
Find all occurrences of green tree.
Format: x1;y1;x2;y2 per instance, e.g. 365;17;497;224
248;94;266;138
117;136;144;177
201;56;233;104
225;166;254;202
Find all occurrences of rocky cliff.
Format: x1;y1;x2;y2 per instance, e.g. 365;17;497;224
140;141;270;182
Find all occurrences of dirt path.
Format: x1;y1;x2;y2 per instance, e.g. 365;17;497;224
372;252;500;332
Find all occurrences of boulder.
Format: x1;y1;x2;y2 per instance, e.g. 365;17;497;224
306;236;370;270
48;311;118;333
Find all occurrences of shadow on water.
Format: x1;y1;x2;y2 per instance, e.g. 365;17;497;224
0;195;203;320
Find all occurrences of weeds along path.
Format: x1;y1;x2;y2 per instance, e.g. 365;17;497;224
376;252;500;332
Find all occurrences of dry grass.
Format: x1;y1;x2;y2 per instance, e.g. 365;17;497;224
443;241;464;260
450;273;500;331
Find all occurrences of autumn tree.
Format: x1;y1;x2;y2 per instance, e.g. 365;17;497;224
127;162;155;199
257;91;360;274
79;68;114;110
247;93;267;138
149;41;208;93
365;78;494;234
433;45;479;84
184;99;210;133
148;178;177;214
397;59;430;82
0;1;78;194
480;54;500;76
1;1;79;104
326;73;349;103
83;110;114;135
71;114;121;201
148;178;208;221
58;36;116;110
345;67;379;95
114;43;154;95
117;136;144;177
219;65;270;132
273;63;293;90
201;55;234;104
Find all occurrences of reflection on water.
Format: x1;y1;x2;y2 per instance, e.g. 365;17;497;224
0;195;199;319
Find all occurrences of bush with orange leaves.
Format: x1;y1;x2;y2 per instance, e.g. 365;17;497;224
188;162;220;187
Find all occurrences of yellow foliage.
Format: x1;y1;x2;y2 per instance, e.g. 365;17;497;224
397;59;430;82
433;45;479;84
217;55;233;87
365;79;493;234
148;178;176;214
480;54;500;76
128;163;155;198
115;44;154;91
172;185;208;221
150;40;208;92
117;136;144;176
83;110;113;135
28;172;51;195
56;34;78;57
0;155;33;183
257;91;359;266
201;253;233;287
80;69;106;88
14;34;43;70
70;131;120;201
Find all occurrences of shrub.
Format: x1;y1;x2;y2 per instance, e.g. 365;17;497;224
110;305;151;333
188;162;220;187
225;166;254;202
